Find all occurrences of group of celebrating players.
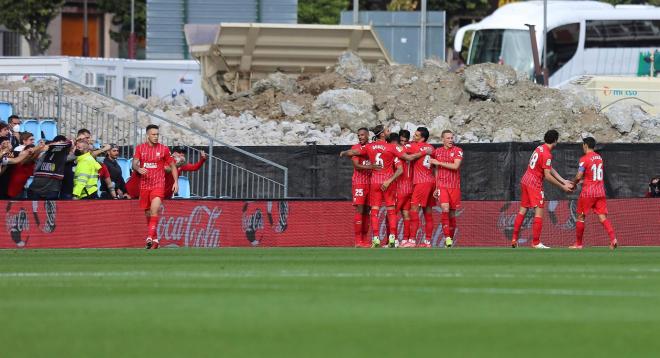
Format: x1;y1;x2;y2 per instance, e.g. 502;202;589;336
341;126;618;250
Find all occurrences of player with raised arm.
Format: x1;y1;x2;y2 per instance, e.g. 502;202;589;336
406;127;436;248
511;130;574;249
340;125;430;248
350;128;377;247
429;130;463;248
395;130;415;247
569;137;618;250
132;124;178;249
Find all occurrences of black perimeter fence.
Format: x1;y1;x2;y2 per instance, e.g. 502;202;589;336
211;143;660;200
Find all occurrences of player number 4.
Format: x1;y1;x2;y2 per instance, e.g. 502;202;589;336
591;163;603;181
423;155;431;169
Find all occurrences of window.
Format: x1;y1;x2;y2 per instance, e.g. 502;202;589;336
123;76;153;99
469;29;534;78
2;31;21;56
585;20;660;48
545;23;580;76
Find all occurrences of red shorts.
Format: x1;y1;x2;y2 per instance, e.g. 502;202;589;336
521;184;544;208
139;187;165;210
396;191;412;211
438;187;461;209
577;196;608;215
370;182;397;207
352;183;369;206
411;182;436;208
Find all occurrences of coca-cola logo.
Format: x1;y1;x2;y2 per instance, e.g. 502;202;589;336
4;201;57;247
157;205;222;247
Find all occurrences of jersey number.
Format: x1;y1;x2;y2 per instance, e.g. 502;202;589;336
591;163;603;181
529;152;539;169
375;153;384;167
422;155;431;169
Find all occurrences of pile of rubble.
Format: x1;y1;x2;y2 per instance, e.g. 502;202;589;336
1;51;658;145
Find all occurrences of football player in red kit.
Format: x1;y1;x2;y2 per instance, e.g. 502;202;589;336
341;125;430;248
132;124;178;249
430;130;463;248
395;130;415;247
511;130;574;249
569;137;618;249
404;127;436;248
351;128;378;247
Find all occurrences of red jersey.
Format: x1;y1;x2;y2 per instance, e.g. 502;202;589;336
434;145;463;189
133;142;172;190
396;144;414;194
164;156;206;198
6;162;35;198
407;142;435;184
578;151;606;198
355;140;405;184
521;144;553;190
351;143;371;185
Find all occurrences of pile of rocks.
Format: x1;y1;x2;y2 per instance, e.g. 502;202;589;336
1;52;658;146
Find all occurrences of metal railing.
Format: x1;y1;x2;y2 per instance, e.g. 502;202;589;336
0;73;288;198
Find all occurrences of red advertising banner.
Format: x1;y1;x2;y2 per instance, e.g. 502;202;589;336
1;199;659;249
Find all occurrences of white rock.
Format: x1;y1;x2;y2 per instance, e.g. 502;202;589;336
280;101;303;117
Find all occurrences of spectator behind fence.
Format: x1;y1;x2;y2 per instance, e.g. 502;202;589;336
8;115;21;148
99;143;128;199
647;177;660;198
6;143;46;199
1;137;34;177
0;121;9;139
164;147;208;198
72;137;112;200
28;135;72;200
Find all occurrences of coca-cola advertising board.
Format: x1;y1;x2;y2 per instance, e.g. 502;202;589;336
1;199;658;248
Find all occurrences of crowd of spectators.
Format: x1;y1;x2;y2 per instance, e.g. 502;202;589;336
0;115;207;200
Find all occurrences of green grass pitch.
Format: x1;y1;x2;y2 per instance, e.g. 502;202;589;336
1;247;660;357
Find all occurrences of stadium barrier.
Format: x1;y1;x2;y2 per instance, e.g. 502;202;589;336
1;199;658;249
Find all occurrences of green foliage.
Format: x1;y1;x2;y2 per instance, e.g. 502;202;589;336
298;0;349;24
427;0;491;16
0;0;65;55
601;0;660;6
97;0;146;44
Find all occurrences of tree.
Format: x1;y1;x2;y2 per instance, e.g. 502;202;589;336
0;0;65;56
97;0;146;47
298;0;349;24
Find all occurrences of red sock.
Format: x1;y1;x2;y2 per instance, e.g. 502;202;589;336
148;216;159;239
532;217;543;246
145;214;150;225
371;208;380;238
403;218;410;240
441;212;451;238
512;213;525;242
602;219;616;242
387;209;397;237
362;213;370;236
576;221;585;246
354;213;363;243
410;211;420;241
449;215;457;238
424;211;434;241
